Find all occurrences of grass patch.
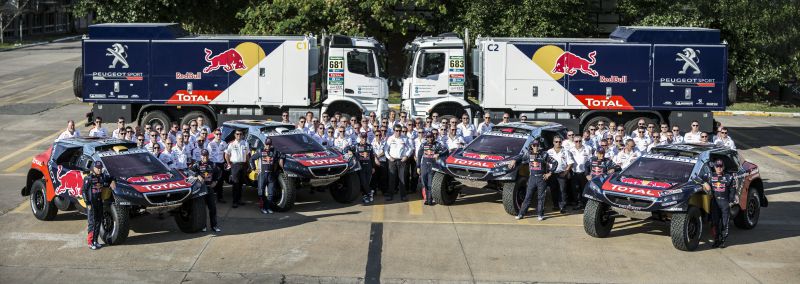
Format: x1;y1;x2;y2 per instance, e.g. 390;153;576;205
389;90;401;104
727;102;800;113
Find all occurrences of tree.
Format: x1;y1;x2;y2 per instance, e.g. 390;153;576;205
1;0;29;44
446;0;595;38
73;0;246;34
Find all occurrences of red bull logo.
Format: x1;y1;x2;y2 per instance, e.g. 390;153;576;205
552;51;599;77
202;48;246;73
54;165;83;197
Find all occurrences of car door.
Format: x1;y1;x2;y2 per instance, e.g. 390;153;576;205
48;144;85;200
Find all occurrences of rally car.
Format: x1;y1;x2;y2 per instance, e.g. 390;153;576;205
220;120;361;211
582;143;767;251
430;121;566;215
21;137;207;245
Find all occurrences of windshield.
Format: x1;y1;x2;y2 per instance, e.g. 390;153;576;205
100;152;171;178
621;158;695;183
464;135;527;156
270;134;326;154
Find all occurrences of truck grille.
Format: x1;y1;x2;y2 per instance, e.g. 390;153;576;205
604;192;654;210
310;165;347;178
447;166;488;179
144;188;191;206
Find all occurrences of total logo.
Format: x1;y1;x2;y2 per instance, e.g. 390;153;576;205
604;183;660;197
447;157;494;168
298;157;346;166
575;95;634;110
134;180;192;192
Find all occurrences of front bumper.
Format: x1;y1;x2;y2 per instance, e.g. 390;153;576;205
113;182;206;207
435;163;517;184
583;181;689;213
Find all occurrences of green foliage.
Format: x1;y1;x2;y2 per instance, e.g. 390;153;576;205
618;0;800;96
448;0;595;38
74;0;245;34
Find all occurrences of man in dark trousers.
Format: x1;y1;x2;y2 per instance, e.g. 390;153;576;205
346;132;379;204
82;161;113;250
224;130;250;208
190;149;221;232
582;147;617;206
703;159;736;248
249;138;283;214
517;140;557;221
416;132;447;205
385;124;413;201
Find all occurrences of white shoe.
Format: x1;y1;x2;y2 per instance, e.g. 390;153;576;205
537;216;545;221
515;215;522;220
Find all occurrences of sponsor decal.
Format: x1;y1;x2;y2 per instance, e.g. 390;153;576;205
462;152;505;161
166;90;223;105
599;75;628;83
175;72;202;80
54;165;83;196
327;56;345;93
575;95;634;110
32;158;43;167
127;173;172;184
552;51;598;77
675;101;694;106
658;48;717;88
297;157;346;166
89;94;107;99
663;101;673;105
619;177;674;189
92;72;144;81
485;132;528;139
291;151;329;159
202;48;247;73
446;156;495;168
659;78;716;88
706;102;719;106
641;154;696;163
602;181;660;197
106;43;129;69
676;48;701;74
98;148;149;157
132;180;192;192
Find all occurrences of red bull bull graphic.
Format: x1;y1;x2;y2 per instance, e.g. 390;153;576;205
54;165;84;197
552;51;599;77
202;48;247;73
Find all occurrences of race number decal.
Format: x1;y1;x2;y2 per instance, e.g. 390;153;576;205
448;56;465;92
327;56;345;95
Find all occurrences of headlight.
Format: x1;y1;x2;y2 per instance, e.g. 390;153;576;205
589;181;601;193
495;159;516;169
343;152;353;160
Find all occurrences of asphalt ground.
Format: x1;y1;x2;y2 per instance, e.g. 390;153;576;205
0;41;799;283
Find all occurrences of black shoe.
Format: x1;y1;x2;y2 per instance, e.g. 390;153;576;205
217;199;227;204
424;200;431;206
236;201;245;206
309;189;315;194
232;203;239;208
718;237;727;249
400;196;408;202
573;203;584;210
385;196;393;201
559;208;567;214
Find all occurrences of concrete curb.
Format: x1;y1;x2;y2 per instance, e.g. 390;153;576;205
713;110;800;118
0;35;82;52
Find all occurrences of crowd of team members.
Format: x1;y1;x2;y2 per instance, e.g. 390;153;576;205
56;111;738;225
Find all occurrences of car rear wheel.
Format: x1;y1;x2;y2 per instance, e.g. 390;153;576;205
670;206;703;251
174;197;206;233
330;173;359;203
583;199;614;238
431;172;458;205
100;203;130;245
734;188;761;229
30;180;57;221
501;179;526;216
270;172;297;212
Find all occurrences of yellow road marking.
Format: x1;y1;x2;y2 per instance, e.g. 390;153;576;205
14;81;72;104
379;219;583;227
769;146;800;162
3;77;24;84
371;202;384;223
1;72;46;88
738;141;800;172
0;130;60;164
4;155;34;173
408;199;423;215
11;202;29;213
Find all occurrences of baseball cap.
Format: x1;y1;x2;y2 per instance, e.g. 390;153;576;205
425;132;434;138
201;149;209;156
94;161;103;169
596;147;605;154
530;140;541;147
264;138;272;145
714;159;724;167
360;132;368;139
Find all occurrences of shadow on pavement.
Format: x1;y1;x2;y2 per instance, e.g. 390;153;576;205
763;179;800;196
727;126;800;149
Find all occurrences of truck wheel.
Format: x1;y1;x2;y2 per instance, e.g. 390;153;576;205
181;111;214;130
584;115;613;133
141;110;171;130
100;203;130;245
623;116;656;135
73;66;83;98
174;197;207;233
30;180;57;221
331;173;359;203
734;187;760;229
431;172;458;205
501;179;526;215
670;206;703;251
270;173;297;212
583;199;614;238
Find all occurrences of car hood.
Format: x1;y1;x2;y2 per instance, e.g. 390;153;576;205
287;150;347;167
121;172;192;193
600;174;681;198
445;149;512;168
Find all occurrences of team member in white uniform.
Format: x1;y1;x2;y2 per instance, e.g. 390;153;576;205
151;143;173;168
111;117;126;139
684;121;703;143
57;120;81;141
614;139;640;170
477;114;494;135
170;138;190;171
224;130;249;208
443;127;465;151
713;127;736;149
547;137;574;213
88;117;108;138
384;124;413;201
333;126;350;151
207;129;228;202
457;114;477;144
632;127;651;153
569;136;592;210
671;126;684;144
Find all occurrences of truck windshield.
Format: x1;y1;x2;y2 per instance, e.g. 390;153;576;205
463;135;526;156
100;152;171;178
269;134;326;154
620;158;695;183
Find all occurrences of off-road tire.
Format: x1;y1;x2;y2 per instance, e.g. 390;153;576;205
270;173;297;212
100;203;130;245
501;179;526;216
331;173;360;203
73;66;83;98
734;187;761;230
670;206;703;251
175;197;207;233
583;199;614;238
30;180;57;221
431;172;458;205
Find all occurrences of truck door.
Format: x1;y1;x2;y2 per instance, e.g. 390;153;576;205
83;40;149;102
504;43;568;107
257;40;286;104
411;50;450;100
343;48;382;106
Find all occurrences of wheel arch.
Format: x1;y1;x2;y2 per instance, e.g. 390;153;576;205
322;98;365;118
23;169;45;197
749;178;768;207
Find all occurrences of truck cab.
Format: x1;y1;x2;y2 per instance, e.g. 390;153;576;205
400;34;475;119
321;35;389;119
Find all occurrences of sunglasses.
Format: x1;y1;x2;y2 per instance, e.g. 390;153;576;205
137;139;144;141
554;141;562;143
235;133;242;136
567;134;574;137
701;135;708;138
432;115;438;118
282;114;288;117
692;124;699;127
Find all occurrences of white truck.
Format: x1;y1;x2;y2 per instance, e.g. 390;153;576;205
76;23;389;128
401;27;730;134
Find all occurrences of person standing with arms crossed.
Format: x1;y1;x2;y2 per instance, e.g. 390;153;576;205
225;130;249;208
